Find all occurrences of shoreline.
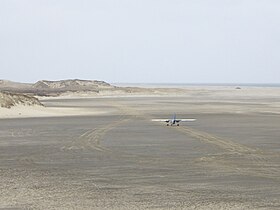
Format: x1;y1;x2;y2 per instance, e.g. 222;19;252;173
113;83;280;88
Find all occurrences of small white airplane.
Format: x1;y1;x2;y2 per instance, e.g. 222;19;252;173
152;114;196;126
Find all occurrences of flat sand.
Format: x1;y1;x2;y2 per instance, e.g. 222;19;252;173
0;105;107;118
0;86;280;209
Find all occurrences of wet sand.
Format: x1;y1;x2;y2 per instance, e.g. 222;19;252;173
0;90;280;209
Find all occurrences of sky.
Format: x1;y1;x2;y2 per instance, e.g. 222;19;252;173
0;0;279;84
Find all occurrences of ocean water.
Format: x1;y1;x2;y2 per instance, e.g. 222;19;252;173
114;83;280;88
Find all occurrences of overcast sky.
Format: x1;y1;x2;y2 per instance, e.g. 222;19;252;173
0;0;279;83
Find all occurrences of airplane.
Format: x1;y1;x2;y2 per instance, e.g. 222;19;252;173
152;114;196;126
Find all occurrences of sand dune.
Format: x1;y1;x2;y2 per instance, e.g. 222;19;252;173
0;79;188;97
0;91;42;108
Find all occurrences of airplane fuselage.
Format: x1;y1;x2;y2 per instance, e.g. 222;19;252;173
167;115;179;126
152;114;196;126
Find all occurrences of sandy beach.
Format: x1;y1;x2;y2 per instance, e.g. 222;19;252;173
0;86;280;209
0;105;107;119
2;0;279;208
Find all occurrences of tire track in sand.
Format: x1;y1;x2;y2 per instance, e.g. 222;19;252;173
61;100;137;153
61;116;130;153
176;126;280;180
177;126;257;154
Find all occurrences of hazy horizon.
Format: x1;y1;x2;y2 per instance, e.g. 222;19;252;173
2;78;280;87
1;1;279;84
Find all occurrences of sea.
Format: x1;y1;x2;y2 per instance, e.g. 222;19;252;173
113;83;280;88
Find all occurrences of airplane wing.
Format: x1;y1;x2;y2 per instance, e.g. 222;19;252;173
178;119;196;122
151;119;170;122
152;119;196;122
